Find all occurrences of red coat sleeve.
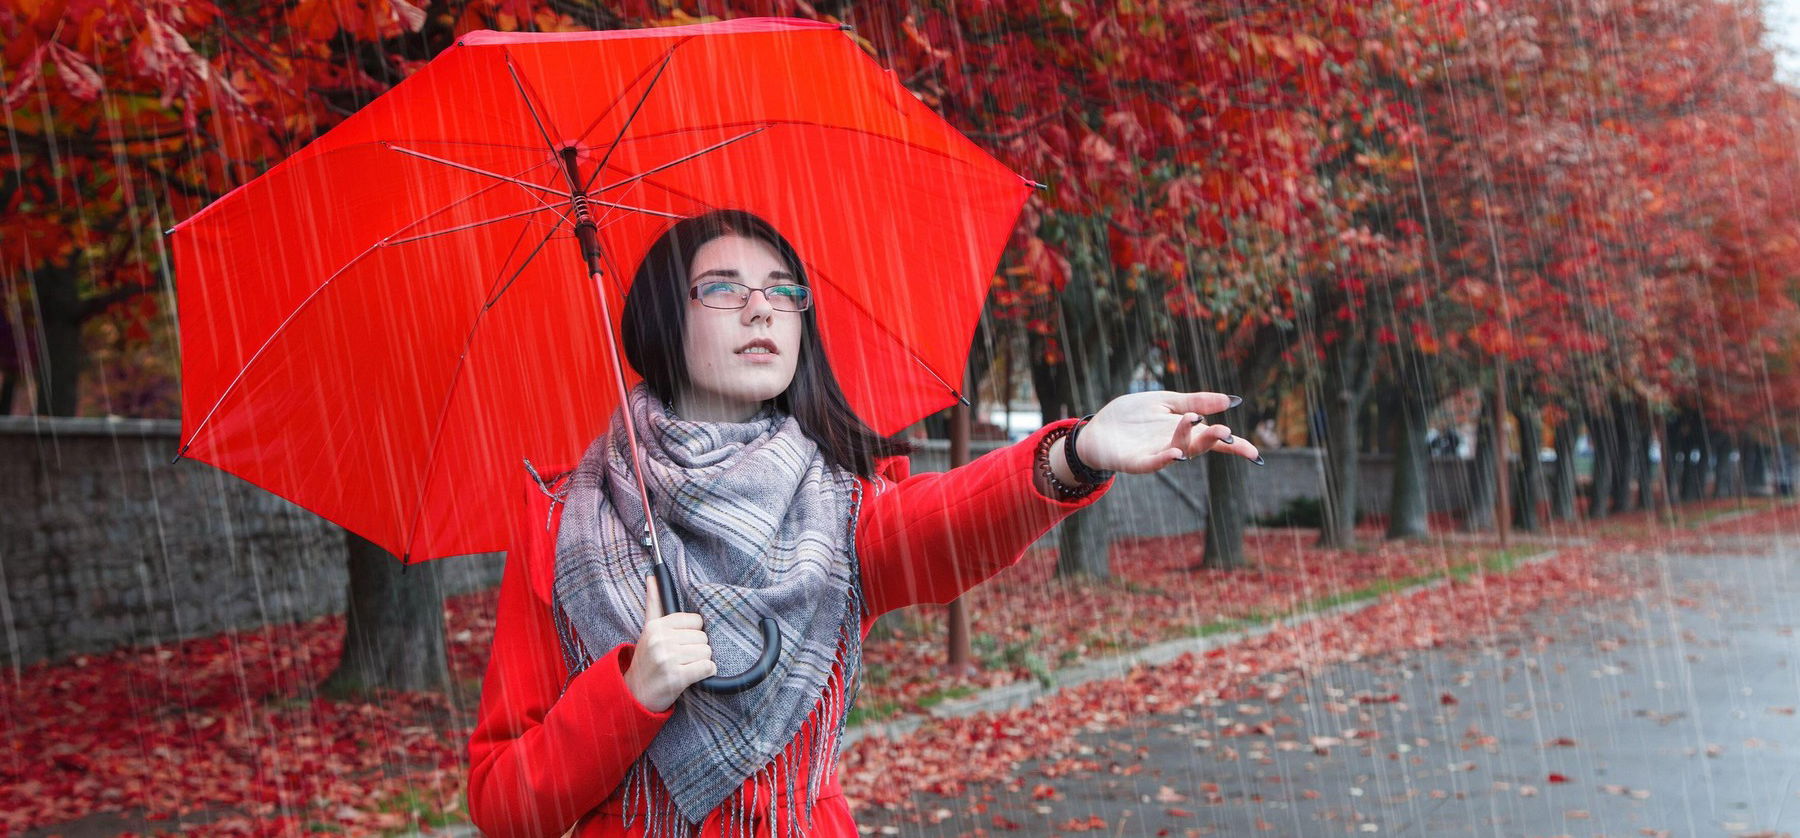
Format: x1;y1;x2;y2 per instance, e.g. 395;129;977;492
465;473;674;838
856;418;1110;626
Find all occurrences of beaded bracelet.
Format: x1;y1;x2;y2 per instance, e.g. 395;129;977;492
1035;425;1101;500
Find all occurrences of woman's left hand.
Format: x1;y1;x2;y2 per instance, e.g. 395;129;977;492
1068;390;1262;476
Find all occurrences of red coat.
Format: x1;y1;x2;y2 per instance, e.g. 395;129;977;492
466;420;1108;837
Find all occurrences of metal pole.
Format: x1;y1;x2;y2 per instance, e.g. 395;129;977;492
945;390;975;676
1495;357;1511;550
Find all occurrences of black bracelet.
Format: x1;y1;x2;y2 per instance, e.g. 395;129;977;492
1064;414;1116;485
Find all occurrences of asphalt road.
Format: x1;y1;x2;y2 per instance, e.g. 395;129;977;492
859;535;1800;837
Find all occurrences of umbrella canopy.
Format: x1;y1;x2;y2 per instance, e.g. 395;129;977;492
170;17;1032;563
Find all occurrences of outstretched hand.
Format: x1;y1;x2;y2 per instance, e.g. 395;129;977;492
1068;390;1262;475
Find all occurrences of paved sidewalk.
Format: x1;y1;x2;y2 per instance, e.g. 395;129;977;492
854;538;1800;836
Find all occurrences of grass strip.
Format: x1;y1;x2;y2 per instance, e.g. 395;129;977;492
1186;545;1539;641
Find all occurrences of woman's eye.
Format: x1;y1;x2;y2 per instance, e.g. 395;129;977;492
769;285;803;298
700;282;739;296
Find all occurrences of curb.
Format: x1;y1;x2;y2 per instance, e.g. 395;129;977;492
841;546;1562;747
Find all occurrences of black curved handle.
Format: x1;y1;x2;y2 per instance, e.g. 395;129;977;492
652;559;780;695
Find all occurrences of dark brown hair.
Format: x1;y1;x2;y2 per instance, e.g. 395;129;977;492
620;209;912;478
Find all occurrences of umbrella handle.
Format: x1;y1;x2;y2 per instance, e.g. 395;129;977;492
651;557;781;695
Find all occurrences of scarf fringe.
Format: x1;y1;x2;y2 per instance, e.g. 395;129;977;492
616;618;860;838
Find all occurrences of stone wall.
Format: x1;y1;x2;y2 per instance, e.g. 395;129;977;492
0;416;504;670
4;419;1476;668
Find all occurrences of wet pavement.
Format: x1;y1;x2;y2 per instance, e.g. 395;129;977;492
858;536;1800;837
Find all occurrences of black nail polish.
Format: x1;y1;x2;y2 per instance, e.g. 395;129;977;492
1221;434;1236;444
1252;455;1265;466
1174;454;1189;462
1227;395;1243;409
1191;415;1205;426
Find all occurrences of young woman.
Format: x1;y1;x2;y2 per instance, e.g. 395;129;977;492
466;210;1260;838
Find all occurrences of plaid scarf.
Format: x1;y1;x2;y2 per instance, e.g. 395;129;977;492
550;382;865;838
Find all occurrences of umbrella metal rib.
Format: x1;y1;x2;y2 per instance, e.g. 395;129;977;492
504;53;564;160
385;144;685;222
384;203;571;247
384;143;571;203
581;50;675;197
592;126;768;196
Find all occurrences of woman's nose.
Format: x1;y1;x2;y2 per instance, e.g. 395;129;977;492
741;287;777;323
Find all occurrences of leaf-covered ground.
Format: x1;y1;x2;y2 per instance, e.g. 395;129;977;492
1;499;1782;836
845;501;1800;835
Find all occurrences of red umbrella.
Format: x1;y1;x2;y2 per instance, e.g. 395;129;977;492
170;18;1033;568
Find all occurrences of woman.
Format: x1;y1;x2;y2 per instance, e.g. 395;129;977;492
466;210;1260;838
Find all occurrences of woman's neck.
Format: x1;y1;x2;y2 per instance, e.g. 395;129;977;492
671;390;764;423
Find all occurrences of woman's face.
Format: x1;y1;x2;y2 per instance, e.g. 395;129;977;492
674;234;806;422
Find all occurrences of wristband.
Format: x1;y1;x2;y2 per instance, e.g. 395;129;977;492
1064;415;1116;485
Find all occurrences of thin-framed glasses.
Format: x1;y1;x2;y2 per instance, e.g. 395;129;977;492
689;280;813;312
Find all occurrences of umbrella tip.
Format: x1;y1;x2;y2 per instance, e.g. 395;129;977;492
1027;179;1049;190
169;445;187;465
839;23;855;31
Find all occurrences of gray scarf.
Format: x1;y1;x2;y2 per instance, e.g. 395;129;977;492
550;382;865;838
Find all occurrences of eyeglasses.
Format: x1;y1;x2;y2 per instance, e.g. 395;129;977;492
689;280;813;312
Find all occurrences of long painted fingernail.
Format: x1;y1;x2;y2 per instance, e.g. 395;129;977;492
1174;454;1189;461
1252;455;1265;466
1227;395;1243;409
1221;434;1236;444
1190;414;1205;426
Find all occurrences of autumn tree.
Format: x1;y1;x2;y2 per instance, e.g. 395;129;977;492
2;0;783;693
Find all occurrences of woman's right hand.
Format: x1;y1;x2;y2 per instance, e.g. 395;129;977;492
622;574;717;713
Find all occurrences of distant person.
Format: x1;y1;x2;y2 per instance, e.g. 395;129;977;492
1429;427;1461;458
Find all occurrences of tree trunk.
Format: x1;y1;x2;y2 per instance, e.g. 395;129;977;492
1316;335;1374;550
1165;317;1267;570
1038;219;1156;582
1513;401;1543;532
1718;436;1744;498
1054;499;1114;580
1636;403;1657;510
1664;412;1689;505
1386;390;1431;539
1746;442;1769;496
1610;401;1638;514
1681;418;1707;502
1587;409;1615;518
1318;378;1362;549
1465;409;1497;531
321;532;450;697
1203;453;1251;569
31;265;85;416
1550;413;1578;521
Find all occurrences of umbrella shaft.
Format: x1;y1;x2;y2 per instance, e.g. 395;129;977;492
563;148;669;604
586;265;670;592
